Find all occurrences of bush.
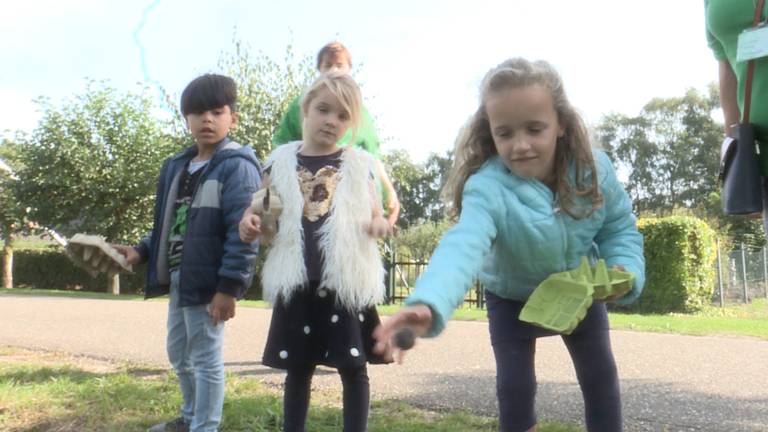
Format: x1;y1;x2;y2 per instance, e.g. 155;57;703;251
4;246;268;299
5;247;147;294
394;220;453;261
631;216;717;313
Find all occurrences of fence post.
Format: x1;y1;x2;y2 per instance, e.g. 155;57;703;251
741;243;749;304
716;238;724;307
764;246;768;299
108;273;120;295
389;240;396;303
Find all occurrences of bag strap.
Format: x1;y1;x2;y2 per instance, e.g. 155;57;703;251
743;0;766;123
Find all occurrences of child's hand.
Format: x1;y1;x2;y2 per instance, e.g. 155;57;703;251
209;292;236;325
373;304;433;364
239;207;262;243
366;215;392;239
112;244;140;265
605;264;628;302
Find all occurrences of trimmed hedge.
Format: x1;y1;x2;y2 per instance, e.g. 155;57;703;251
631;216;717;313
6;247;147;294
3;247;266;300
4;216;720;313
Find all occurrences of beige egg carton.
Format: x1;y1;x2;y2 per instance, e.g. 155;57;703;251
65;233;133;277
251;186;283;244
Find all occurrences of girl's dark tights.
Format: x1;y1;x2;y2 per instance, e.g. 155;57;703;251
283;365;370;432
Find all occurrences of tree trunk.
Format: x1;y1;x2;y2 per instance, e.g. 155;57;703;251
107;273;120;295
3;226;13;289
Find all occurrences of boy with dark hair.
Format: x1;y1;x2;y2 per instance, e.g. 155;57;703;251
114;73;261;432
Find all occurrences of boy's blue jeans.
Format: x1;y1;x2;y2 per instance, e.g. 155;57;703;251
167;270;226;432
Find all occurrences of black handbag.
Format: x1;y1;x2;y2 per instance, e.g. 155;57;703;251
720;0;766;215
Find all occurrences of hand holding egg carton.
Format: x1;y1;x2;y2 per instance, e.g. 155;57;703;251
519;257;634;334
251;186;283;244
65;233;133;277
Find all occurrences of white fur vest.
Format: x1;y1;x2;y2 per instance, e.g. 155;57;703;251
261;141;386;311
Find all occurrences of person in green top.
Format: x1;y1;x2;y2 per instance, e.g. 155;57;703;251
272;42;401;228
706;0;768;143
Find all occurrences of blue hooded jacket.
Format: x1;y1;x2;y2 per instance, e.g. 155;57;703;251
136;138;262;306
406;150;645;336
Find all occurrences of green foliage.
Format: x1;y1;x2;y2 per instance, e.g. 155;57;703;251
0;354;581;432
14;81;179;243
632;216;717;313
394;219;453;261
382;150;452;227
4;247;147;294
596;85;763;247
0;138;30;248
218;37;315;161
3;245;272;299
597;87;721;215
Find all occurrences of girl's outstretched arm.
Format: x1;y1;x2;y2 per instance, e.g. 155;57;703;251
400;174;499;337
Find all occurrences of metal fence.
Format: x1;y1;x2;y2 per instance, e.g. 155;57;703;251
384;240;768;309
715;241;768;306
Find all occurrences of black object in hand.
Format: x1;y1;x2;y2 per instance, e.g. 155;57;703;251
394;328;415;350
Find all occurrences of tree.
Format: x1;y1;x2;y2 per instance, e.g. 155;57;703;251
394;220;453;261
383;150;425;226
597;86;721;215
218;38;315;160
382;150;453;227
14;81;178;244
0;137;31;288
421;151;453;221
597;85;766;244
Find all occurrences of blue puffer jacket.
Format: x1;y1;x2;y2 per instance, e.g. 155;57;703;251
136;138;262;306
406;150;645;337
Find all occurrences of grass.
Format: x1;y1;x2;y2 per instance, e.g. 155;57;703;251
0;348;580;432
11;238;58;250
609;298;768;339
0;288;145;301
3;288;766;340
381;300;768;340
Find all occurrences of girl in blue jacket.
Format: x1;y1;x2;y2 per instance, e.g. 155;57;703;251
374;58;644;432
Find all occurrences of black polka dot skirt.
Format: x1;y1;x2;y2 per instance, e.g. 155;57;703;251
262;280;391;369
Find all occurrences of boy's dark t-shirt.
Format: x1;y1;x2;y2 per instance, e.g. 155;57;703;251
168;160;209;270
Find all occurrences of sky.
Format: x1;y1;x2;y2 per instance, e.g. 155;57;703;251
1;0;718;162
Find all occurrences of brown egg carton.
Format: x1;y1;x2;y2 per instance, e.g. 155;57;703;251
65;233;133;277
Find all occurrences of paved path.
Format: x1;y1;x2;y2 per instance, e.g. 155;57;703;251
1;294;766;431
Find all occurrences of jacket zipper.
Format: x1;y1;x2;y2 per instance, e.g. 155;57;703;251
553;203;568;272
178;157;216;288
532;179;569;272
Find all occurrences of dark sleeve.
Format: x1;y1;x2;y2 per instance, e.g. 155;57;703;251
216;158;262;298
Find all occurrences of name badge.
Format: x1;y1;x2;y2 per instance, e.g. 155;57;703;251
737;24;768;62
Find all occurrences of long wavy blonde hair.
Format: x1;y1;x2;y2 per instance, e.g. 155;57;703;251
443;58;602;219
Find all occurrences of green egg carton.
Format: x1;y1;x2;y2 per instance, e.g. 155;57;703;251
519;257;635;334
519;276;594;335
566;257;634;300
